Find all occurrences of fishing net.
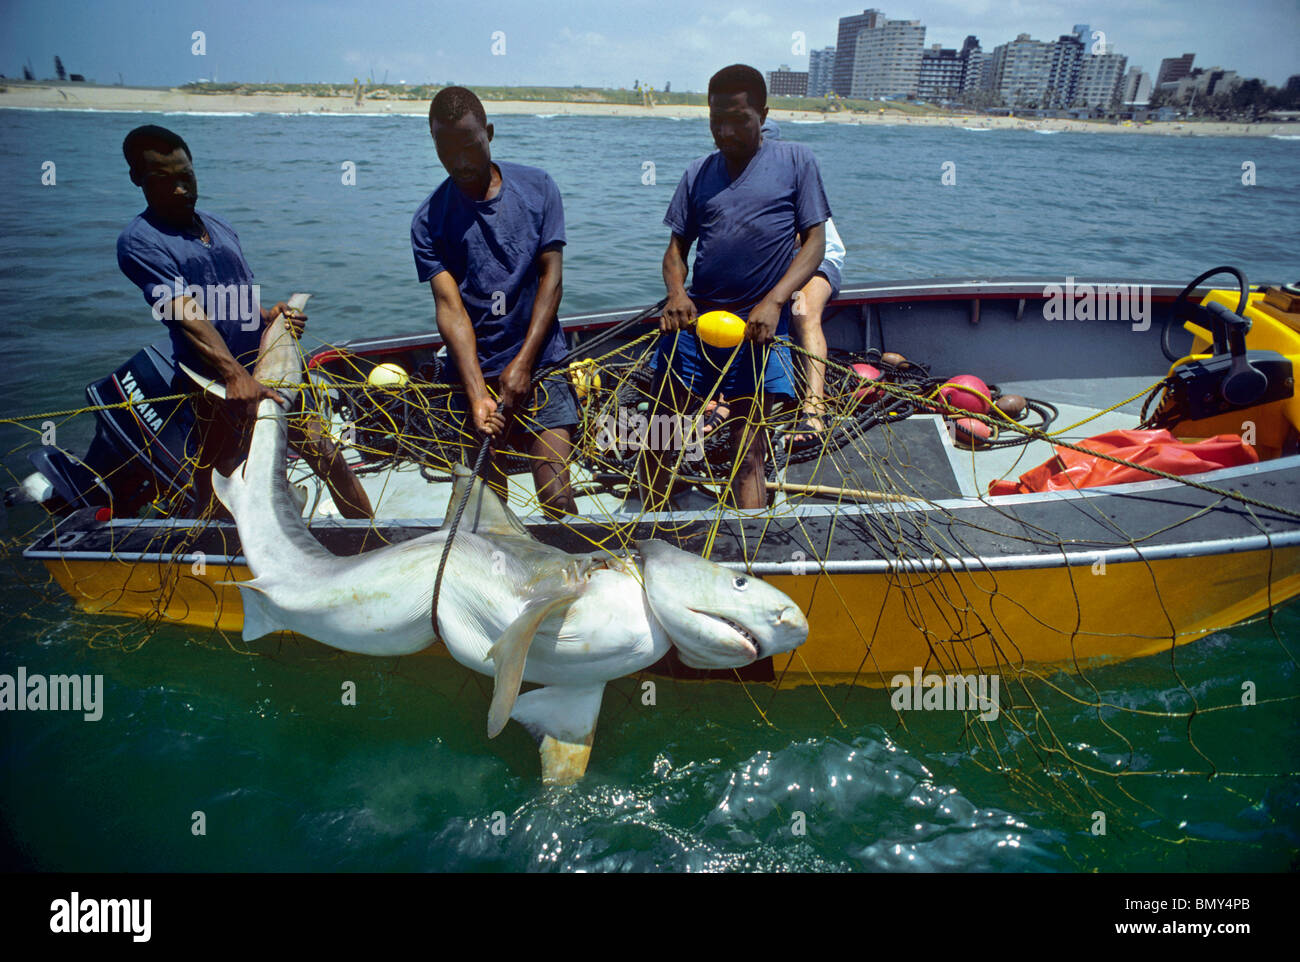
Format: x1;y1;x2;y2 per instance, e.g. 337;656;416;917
2;322;1297;853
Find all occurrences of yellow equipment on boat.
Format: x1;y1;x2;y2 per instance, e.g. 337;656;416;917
367;362;409;389
696;310;746;348
1170;287;1300;458
567;358;601;400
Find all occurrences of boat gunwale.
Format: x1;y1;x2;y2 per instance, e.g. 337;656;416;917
309;276;1268;361
23;455;1300;572
23;528;1300;575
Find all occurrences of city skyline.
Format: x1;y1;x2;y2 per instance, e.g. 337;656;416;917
1;0;1296;91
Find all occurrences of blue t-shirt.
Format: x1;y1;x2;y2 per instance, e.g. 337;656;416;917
664;139;831;313
116;208;263;377
411;161;567;379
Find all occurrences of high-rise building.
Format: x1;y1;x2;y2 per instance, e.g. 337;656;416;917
1287;75;1300;93
808;46;836;97
959;35;983;93
985;34;1054;106
1076;42;1127;108
917;44;962;100
768;65;809;97
832;9;882;96
849;15;925;99
1156;53;1195;86
1046;34;1084;107
1121;67;1152;105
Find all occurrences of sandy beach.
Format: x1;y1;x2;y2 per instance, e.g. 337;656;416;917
2;82;1296;138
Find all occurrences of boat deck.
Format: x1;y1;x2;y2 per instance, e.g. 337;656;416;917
290;372;1156;526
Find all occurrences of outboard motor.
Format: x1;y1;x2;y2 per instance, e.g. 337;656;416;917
6;342;197;517
1149;267;1299;457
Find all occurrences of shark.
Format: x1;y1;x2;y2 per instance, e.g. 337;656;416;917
184;300;809;783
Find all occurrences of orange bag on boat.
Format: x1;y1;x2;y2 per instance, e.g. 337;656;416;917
987;429;1258;496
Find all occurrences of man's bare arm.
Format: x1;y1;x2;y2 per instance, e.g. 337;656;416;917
429;272;488;404
767;222;826;307
513;247;563;374
170;296;284;415
660;234;696;331
499;248;562;410
745;221;827;342
430;272;504;436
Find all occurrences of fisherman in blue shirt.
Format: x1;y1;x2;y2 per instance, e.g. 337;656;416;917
411;87;577;518
645;64;832;510
116;125;371;518
726;118;847;446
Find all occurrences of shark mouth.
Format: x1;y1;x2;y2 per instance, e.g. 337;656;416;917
690;609;761;659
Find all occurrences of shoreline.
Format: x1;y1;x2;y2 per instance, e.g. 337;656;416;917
2;83;1297;138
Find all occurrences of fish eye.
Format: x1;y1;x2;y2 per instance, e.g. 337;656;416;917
733;577;749;591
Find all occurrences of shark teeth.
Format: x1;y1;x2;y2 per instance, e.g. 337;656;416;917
695;611;760;657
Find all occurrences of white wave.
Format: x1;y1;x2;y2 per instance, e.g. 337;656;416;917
961;126;991;131
1034;129;1060;134
533;113;562;119
269;111;415;118
0;104;408;118
790;119;825;124
0;106;117;113
1270;134;1300;141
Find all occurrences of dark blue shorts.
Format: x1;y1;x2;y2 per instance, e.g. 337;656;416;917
653;302;797;401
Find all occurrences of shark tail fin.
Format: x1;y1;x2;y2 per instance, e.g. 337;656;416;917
510;685;607;785
485;590;580;739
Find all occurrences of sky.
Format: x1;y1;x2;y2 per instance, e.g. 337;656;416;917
1;0;1297;90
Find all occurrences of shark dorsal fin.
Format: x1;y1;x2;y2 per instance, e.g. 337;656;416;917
441;464;532;539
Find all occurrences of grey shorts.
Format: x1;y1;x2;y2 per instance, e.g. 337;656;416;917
446;372;579;437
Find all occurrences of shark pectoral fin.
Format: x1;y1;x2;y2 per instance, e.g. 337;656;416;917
510;685;607;785
233;582;282;641
485;593;578;739
177;361;227;400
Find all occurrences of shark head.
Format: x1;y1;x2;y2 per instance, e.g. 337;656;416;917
636;539;808;669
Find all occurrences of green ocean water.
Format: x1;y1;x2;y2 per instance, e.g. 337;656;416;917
1;110;1298;871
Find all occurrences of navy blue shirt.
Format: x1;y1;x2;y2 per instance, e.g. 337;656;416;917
664;139;831;313
116;208;263;377
411;161;567;379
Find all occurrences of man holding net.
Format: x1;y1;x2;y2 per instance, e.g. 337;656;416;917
412;87;577;519
644;65;831;510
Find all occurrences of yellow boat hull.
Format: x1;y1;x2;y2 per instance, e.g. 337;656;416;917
43;541;1300;686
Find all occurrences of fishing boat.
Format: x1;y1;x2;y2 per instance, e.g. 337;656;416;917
15;266;1300;687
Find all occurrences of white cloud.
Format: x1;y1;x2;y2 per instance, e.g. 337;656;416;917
720;8;774;29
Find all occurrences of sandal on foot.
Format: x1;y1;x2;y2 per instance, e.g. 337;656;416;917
786;416;827;447
699;400;731;437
